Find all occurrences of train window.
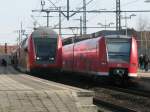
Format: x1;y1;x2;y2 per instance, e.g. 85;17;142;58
63;38;73;45
106;38;131;62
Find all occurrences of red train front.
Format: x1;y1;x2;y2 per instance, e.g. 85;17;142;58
62;32;138;85
14;27;62;73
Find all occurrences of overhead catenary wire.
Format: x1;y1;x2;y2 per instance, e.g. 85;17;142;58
122;0;141;7
53;0;63;4
49;0;142;30
33;0;147;35
29;0;43;28
52;0;96;34
70;0;95;17
87;0;142;28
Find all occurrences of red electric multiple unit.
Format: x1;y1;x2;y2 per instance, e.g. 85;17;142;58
12;27;62;73
62;31;138;84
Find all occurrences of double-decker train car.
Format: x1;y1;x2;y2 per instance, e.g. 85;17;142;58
62;31;138;85
13;27;62;73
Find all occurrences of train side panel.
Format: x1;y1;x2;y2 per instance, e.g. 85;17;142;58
74;41;88;73
63;38;103;75
73;37;109;76
86;39;99;73
62;43;74;71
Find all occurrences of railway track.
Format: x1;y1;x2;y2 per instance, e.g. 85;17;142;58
91;85;150;112
95;85;150;98
94;97;137;112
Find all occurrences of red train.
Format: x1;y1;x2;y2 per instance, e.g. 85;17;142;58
62;31;138;85
12;27;62;73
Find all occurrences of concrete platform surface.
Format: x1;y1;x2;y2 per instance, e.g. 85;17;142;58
138;69;150;78
0;66;97;112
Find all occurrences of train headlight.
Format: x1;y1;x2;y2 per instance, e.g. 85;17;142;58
36;57;40;60
49;57;54;61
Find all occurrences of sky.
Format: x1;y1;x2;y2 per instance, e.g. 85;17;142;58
0;0;150;45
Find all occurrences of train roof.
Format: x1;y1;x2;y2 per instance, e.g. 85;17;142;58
91;29;137;37
32;27;58;38
105;35;131;39
63;29;137;45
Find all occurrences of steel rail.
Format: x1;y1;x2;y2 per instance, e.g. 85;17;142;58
98;85;150;98
94;97;137;112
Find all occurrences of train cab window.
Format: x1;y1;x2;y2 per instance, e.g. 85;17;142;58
106;38;131;62
33;38;57;61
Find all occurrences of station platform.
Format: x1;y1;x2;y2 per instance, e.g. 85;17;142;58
138;69;150;78
0;66;97;112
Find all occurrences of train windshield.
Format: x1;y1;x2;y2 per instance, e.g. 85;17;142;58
106;38;131;62
33;38;57;62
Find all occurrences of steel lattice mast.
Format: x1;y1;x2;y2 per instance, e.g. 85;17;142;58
83;0;87;35
116;0;121;31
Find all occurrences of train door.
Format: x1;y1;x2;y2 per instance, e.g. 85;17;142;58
98;37;108;75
